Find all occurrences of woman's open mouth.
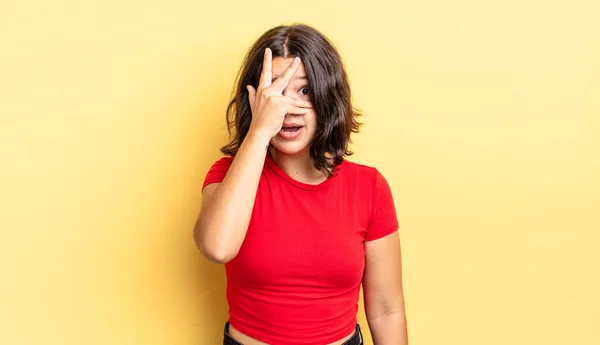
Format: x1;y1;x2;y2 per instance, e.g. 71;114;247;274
278;126;304;140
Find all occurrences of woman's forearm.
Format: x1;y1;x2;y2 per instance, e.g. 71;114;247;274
367;311;408;345
195;132;270;263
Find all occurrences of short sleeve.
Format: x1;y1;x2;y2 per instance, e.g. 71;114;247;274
202;156;234;190
365;169;399;241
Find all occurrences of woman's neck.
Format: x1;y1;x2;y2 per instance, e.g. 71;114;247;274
270;148;327;185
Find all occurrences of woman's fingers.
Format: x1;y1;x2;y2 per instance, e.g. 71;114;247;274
280;96;312;109
270;95;312;109
246;85;257;113
291;98;312;109
258;48;272;88
257;50;303;96
273;96;311;115
271;56;301;93
285;106;311;115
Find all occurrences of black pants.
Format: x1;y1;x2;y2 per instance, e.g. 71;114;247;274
223;321;364;345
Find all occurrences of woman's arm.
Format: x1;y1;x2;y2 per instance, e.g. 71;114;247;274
194;133;270;263
363;231;408;344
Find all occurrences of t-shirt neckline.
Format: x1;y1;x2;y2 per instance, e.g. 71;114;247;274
265;151;343;191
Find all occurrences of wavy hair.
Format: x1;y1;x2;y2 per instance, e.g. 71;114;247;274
221;24;361;176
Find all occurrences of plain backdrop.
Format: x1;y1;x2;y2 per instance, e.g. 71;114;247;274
1;1;599;344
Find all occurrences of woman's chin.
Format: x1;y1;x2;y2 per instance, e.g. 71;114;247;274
270;141;309;156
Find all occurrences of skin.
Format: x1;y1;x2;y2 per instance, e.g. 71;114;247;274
194;48;407;344
364;231;408;344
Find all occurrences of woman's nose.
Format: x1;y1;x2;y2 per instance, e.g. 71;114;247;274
282;88;298;98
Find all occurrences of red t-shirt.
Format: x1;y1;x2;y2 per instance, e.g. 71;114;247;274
202;153;398;344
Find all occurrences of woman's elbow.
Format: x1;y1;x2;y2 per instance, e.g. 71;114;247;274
193;221;237;264
200;244;237;264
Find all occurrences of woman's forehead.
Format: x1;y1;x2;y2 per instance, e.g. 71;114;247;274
271;56;306;79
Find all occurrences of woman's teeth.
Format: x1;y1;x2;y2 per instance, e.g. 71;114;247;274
281;127;301;132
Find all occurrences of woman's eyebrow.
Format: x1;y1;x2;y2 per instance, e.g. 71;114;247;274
271;75;307;82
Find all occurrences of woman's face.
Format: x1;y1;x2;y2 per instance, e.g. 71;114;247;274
269;57;317;156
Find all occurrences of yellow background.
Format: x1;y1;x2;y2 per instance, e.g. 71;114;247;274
1;1;599;344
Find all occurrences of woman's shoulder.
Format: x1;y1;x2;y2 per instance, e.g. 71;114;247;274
207;155;234;170
214;155;234;163
339;159;394;192
338;159;381;184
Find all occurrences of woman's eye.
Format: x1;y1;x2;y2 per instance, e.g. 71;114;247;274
299;87;310;96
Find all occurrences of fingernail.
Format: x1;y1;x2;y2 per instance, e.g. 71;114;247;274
294;57;300;63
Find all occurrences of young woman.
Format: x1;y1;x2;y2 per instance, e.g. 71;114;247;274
194;24;407;345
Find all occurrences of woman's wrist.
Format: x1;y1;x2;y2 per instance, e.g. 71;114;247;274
244;130;272;151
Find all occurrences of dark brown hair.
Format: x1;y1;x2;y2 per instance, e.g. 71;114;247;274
221;23;361;176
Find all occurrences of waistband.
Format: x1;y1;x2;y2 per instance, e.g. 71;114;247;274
223;321;363;345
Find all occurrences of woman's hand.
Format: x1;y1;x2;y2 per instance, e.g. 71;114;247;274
246;48;312;140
